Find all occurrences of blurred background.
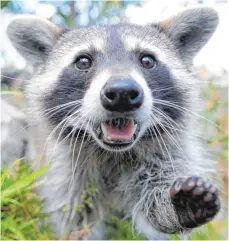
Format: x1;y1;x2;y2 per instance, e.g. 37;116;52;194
1;0;228;240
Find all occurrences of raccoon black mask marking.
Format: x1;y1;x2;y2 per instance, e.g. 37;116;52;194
7;8;220;239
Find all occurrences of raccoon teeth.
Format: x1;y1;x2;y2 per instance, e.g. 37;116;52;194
101;123;108;138
118;118;121;127
133;124;137;134
96;126;100;134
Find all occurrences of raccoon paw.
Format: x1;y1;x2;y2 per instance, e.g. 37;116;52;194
170;176;220;229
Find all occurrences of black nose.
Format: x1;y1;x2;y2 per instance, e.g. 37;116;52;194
100;78;144;112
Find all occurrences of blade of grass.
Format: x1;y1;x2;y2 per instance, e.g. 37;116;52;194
2;198;23;206
19;218;39;230
1;158;23;186
2;163;51;200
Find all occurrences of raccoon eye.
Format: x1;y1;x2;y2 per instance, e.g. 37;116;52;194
75;55;92;70
140;55;156;69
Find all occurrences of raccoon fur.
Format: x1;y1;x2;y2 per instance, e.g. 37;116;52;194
7;7;221;239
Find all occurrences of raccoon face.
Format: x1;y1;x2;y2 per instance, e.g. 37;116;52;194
7;8;218;152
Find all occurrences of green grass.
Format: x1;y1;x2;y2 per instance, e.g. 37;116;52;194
106;214;145;240
1;159;55;240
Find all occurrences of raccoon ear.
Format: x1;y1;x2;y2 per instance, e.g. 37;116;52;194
7;15;64;66
159;7;219;62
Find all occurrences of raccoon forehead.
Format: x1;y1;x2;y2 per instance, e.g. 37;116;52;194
117;25;173;63
53;27;107;55
46;23;178;78
42;27;106;73
122;35;168;61
54;24;168;56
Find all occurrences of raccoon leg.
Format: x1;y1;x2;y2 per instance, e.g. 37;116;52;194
118;170;183;234
120;168;220;236
170;176;220;229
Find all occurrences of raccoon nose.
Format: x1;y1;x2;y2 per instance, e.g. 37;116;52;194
100;78;144;112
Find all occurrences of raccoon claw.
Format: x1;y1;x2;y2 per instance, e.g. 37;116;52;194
170;176;220;229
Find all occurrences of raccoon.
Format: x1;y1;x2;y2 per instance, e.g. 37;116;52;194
7;7;221;239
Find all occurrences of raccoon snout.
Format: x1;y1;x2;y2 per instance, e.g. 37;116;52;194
100;78;144;112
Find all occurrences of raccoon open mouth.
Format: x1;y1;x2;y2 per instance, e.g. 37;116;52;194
94;118;140;148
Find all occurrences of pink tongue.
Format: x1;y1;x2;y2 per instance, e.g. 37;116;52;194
105;121;134;141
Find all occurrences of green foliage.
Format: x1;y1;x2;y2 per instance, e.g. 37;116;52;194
76;187;98;211
0;0;10;9
1;159;55;240
187;222;227;240
63;186;98;214
106;214;144;240
169;221;228;240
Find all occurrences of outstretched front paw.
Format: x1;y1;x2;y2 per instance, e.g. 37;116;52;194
170;176;220;229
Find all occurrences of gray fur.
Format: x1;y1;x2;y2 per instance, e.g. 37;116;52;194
7;8;219;239
7;15;62;66
159;7;219;63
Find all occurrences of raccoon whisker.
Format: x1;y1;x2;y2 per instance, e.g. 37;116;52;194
52;112;84;153
187;70;202;76
44;103;78;117
174;67;202;75
72;138;93;183
67;109;90;157
46;99;82;109
51;85;86;94
43;100;82;113
162;122;212;141
153;107;185;143
69;126;80;174
148;126;170;182
150;118;175;175
152;111;180;138
43;101;82;117
39;114;74;164
9;110;78;144
52;125;80;177
152;114;191;165
0;74;27;82
69;117;89;183
77;144;100;176
70;118;91;188
69;88;86;94
101;148;110;167
45;109;82;131
148;127;169;184
42;106;83;161
151;86;179;93
153;107;211;141
68;116;86;153
58;120;82;146
70;119;87;170
127;151;136;169
45;107;82;127
153;99;223;131
153;106;185;131
46;109;84;164
47;106;82;143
